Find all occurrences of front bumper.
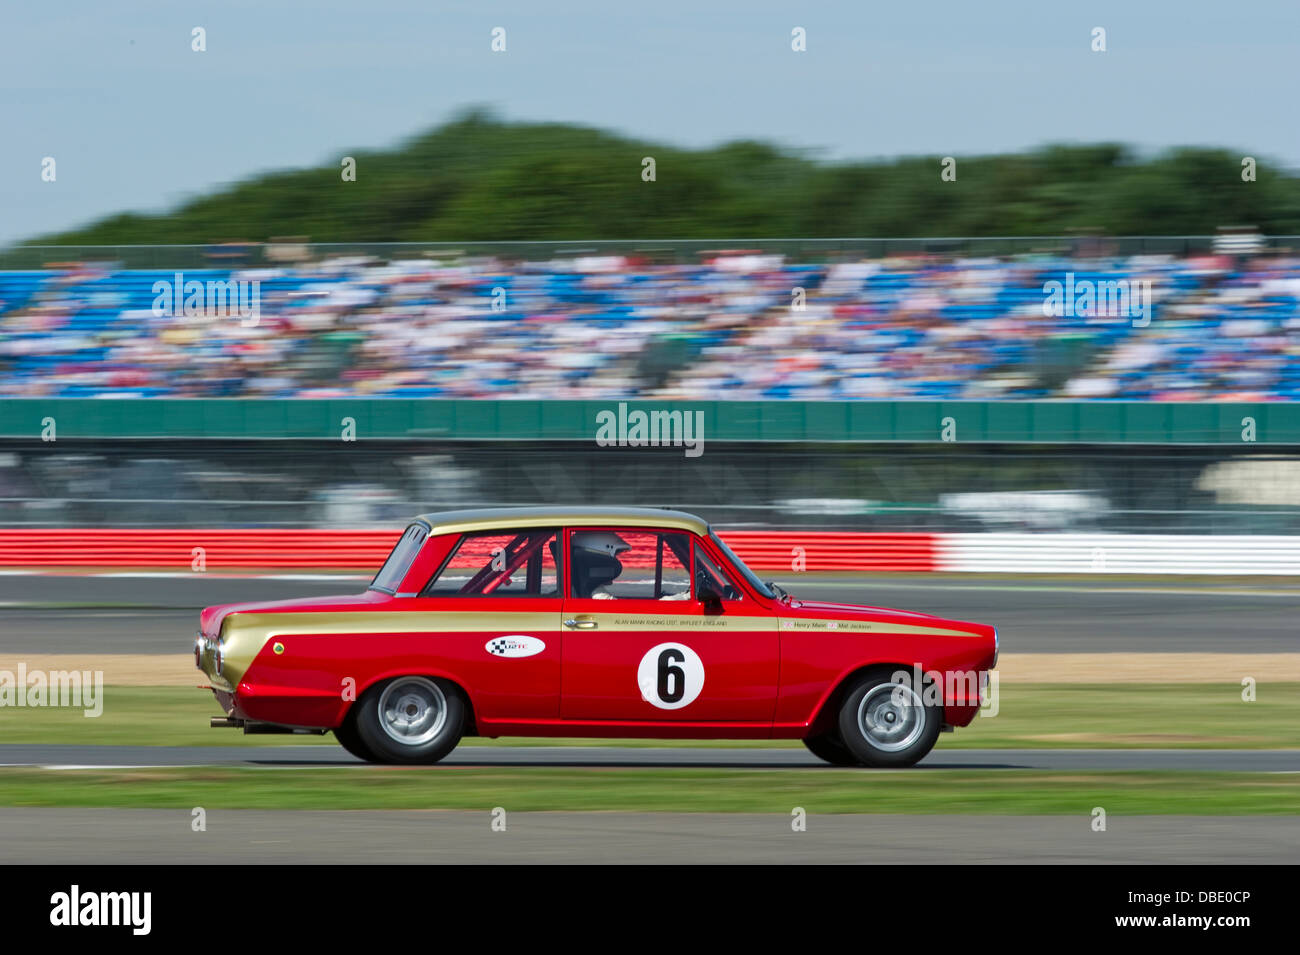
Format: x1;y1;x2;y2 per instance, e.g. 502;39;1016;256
195;630;243;717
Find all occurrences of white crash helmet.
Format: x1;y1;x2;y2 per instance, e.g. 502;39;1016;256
572;531;631;558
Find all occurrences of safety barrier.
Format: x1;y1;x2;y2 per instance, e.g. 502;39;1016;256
0;528;936;573
937;533;1300;575
720;532;938;573
2;529;1298;575
4;397;1300;444
0;529;398;570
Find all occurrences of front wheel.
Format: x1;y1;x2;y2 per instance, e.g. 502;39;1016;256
354;676;465;764
837;671;942;768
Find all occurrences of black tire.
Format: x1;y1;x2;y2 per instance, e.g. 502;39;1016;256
803;732;863;766
837;670;942;768
354;675;465;765
333;715;377;762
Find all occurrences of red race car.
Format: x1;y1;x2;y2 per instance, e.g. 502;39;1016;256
195;506;997;767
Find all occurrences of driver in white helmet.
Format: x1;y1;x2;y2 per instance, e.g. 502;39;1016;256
571;531;690;600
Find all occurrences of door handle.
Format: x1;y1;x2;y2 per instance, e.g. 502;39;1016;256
564;617;598;629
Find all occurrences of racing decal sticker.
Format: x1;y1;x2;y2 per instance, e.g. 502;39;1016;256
637;642;705;710
485;635;546;658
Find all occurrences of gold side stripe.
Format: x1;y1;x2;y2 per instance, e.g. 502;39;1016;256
225;610;562;636
779;619;984;637
223;610;978;640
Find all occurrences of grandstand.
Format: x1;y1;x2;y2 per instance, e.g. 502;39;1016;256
2;246;1298;400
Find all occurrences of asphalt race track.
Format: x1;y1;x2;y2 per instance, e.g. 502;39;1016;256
2;571;1296;864
1;743;1297;771
1;808;1294;864
3;572;1300;653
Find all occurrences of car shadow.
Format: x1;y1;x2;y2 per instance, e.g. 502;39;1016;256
241;756;1032;770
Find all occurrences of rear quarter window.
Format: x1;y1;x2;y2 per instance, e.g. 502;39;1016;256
370;523;429;593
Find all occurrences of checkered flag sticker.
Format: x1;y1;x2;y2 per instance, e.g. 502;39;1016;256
483;636;545;658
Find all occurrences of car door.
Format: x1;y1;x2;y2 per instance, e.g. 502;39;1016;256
405;527;566;721
560;527;779;722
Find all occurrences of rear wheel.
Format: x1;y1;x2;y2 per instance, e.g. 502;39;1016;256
803;732;863;766
333;716;376;762
354;675;465;764
837;671;942;768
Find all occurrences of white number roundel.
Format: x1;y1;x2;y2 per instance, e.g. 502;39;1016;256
637;643;705;710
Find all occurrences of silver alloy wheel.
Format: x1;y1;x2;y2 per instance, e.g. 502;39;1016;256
857;682;926;752
377;677;447;746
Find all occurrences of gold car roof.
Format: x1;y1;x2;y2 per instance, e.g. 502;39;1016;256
414;506;709;538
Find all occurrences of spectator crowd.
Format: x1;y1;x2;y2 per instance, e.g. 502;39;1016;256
2;249;1298;400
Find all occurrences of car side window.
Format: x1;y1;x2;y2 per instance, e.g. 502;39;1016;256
694;545;743;601
422;528;561;597
569;529;691;600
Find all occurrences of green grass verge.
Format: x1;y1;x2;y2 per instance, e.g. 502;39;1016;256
2;684;1295;750
0;767;1293;813
951;683;1300;749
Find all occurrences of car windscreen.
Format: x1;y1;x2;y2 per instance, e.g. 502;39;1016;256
708;530;774;598
369;523;429;593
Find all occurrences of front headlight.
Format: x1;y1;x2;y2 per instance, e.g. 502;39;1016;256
992;628;999;668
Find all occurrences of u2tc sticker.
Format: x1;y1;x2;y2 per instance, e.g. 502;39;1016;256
486;636;546;658
637;643;705;709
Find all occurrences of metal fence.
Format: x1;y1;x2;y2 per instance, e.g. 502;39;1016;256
4;439;1299;534
4;235;1300;269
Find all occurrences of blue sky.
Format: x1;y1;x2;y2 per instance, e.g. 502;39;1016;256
2;0;1296;243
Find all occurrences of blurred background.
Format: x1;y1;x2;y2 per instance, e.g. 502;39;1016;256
3;4;1299;548
2;233;1299;537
